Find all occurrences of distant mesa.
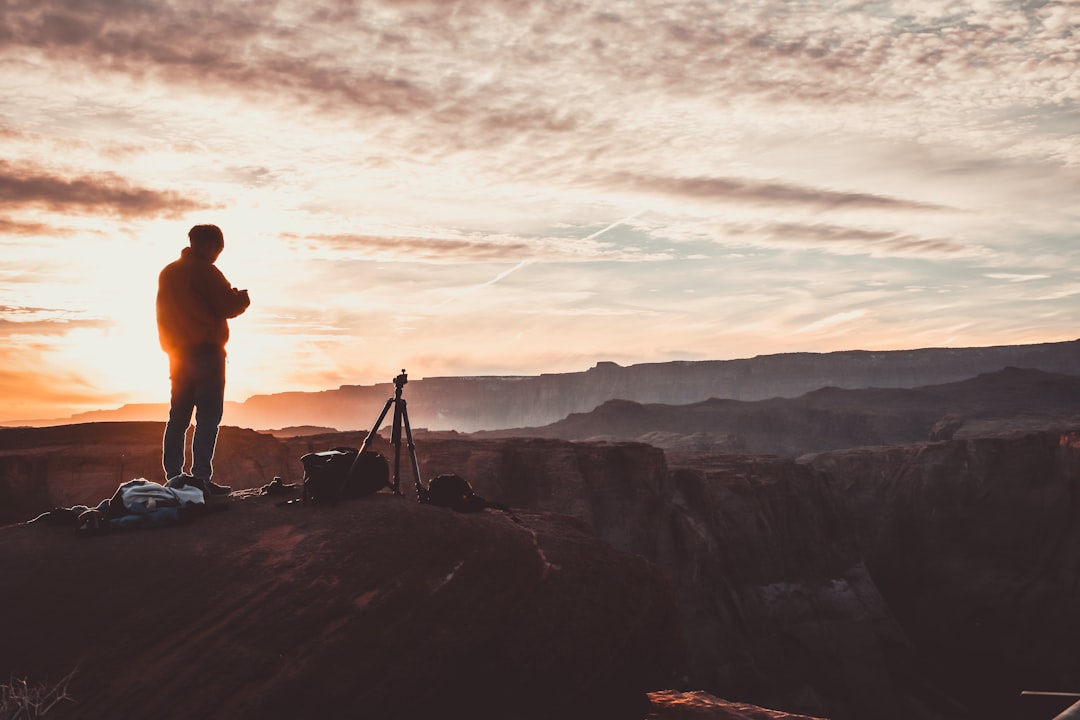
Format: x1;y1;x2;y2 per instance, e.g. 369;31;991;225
476;366;1080;457
6;338;1080;434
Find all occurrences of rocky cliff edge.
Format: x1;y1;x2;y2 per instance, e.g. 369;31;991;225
2;492;684;720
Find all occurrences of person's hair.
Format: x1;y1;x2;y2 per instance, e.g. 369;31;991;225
188;224;224;249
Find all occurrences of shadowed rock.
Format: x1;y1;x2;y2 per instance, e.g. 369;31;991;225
803;431;1080;720
0;493;683;720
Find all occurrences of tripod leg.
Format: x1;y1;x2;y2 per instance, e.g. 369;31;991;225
359;397;395;456
399;400;424;500
342;397;395;501
390;398;404;495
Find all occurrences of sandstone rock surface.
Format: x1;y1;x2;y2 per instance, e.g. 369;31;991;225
1;492;682;720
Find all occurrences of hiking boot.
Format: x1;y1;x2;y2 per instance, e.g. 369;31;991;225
165;473;195;489
202;479;232;496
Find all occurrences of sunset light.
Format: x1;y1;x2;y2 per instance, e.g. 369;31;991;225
2;0;1078;422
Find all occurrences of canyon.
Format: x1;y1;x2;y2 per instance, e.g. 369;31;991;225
4;424;1080;718
3;345;1080;719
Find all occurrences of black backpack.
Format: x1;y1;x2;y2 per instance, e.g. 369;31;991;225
300;447;391;504
418;474;520;523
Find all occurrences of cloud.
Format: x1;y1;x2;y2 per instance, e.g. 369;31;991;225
0;218;80;237
751;222;982;258
984;272;1052;282
288;228;673;264
8;1;1076;122
797;309;868;334
0;306;109;336
648;218;982;259
600;171;951;213
6;0;1075;182
0;161;208;218
292;232;531;262
0;0;437;117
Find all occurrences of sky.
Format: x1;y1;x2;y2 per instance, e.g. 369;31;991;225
1;0;1078;423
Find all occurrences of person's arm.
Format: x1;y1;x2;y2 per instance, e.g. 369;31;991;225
206;267;251;318
228;288;251;318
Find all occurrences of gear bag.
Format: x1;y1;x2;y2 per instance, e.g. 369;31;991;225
301;447;391;505
418;473;520;523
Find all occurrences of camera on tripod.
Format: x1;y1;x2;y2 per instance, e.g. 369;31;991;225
300;367;520;521
358;368;422;498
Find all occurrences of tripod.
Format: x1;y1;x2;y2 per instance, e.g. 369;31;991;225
355;369;423;497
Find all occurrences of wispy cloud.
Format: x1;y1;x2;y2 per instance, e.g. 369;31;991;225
985;272;1052;283
0;161;207;217
741;222;982;259
0;218;79;237
289;226;672;264
600;172;950;212
797;309;869;334
291;232;532;262
0;315;106;336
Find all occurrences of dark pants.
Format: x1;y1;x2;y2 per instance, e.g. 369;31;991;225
163;346;226;482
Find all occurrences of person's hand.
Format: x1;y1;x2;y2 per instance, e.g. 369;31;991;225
236;288;251;307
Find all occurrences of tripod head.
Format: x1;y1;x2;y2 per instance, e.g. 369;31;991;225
394;369;408;392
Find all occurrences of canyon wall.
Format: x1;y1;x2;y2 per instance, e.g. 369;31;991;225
803;433;1080;720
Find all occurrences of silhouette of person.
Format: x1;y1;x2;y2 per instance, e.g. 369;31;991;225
156;224;250;496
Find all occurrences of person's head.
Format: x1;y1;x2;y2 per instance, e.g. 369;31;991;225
188;224;225;262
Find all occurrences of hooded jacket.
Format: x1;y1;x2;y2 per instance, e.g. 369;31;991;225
156;247;250;355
